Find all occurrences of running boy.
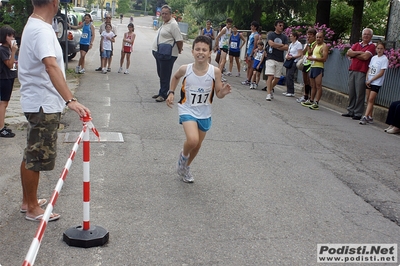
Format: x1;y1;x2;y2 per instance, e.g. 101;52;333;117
166;35;231;183
359;41;388;125
118;23;136;74
250;41;266;89
100;23;115;74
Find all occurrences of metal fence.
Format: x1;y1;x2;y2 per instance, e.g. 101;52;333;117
296;49;400;108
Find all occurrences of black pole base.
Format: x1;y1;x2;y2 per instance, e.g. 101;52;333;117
63;225;109;248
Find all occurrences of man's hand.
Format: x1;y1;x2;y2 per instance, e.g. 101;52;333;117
67;101;91;118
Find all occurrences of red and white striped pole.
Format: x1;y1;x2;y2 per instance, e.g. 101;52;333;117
82;117;91;230
63;115;108;248
22;130;85;266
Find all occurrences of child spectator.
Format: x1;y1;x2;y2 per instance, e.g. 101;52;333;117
250;41;266;90
0;25;18;138
118;23;136;74
359;42;389;125
100;23;115;74
227;25;245;77
166;35;231;183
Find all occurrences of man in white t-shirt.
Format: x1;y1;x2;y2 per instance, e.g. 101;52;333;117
18;0;91;222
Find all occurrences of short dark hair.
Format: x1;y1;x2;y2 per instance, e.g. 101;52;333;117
128;23;134;29
0;25;16;44
274;20;284;26
251;21;259;29
307;28;317;35
257;41;264;46
291;31;299;39
192;35;212;51
226;17;233;24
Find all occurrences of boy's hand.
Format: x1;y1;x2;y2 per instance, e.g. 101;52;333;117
220;82;232;96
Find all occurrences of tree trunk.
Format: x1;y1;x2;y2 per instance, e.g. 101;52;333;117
315;0;332;27
349;0;364;44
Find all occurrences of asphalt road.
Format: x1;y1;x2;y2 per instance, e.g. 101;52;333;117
1;16;400;266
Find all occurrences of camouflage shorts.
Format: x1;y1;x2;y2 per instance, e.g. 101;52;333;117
23;108;61;171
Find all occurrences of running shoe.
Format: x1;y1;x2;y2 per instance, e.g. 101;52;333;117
182;166;194;183
78;68;85;74
266;94;272;101
301;100;313;107
177;151;188;176
309;103;319;110
118;67;123;73
124;70;129;74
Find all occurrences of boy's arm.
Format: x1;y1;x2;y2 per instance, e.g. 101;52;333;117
214;27;226;51
166;65;187;108
214;66;231;99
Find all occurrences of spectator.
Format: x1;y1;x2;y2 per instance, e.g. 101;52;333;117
265;19;288;101
384;101;400;134
18;0;91;221
214;24;225;66
301;31;328;110
151;5;183;102
283;31;302;97
120;13;123;24
118;23;136;74
202;20;214;63
241;21;260;86
69;13;95;74
359;42;388;125
95;14;117;72
227;25;245;77
342;28;376;120
214;17;233;81
100;23;115;74
297;28;316;103
0;25;18;138
249;41;266;90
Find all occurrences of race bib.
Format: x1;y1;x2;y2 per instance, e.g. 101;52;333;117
188;86;212;107
230;42;238;49
81;33;88;39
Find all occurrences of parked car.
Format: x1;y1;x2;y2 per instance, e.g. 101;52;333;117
55;11;82;61
90;10;103;21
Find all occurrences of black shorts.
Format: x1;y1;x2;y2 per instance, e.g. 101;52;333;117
80;44;89;52
228;50;240;57
368;85;381;93
0;79;14;101
221;48;228;54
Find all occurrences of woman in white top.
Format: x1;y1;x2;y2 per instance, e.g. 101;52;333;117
284;31;303;96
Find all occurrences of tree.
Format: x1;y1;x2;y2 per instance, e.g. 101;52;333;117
0;0;33;36
315;0;331;27
117;0;131;14
348;0;364;44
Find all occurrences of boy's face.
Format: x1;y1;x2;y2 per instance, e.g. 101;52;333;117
258;44;263;49
226;22;232;29
192;42;211;61
206;21;211;27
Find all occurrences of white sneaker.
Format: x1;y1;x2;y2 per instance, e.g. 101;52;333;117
285;93;294;97
249;83;255;89
221;77;227;82
266;94;272;101
282;92;287;95
118;67;123;73
124;70;129;74
78;68;85;74
102;68;107;74
75;65;80;74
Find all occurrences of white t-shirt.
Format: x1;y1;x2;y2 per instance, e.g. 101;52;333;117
101;31;115;51
288;40;303;62
18;17;65;113
152;18;183;57
368;54;389;86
